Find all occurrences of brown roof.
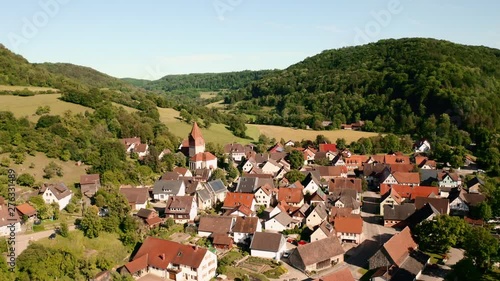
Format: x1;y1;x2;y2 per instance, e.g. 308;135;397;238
389;164;415;173
278;187;304;204
1;198;20;227
414;197;449;214
40;183;72;200
16;203;37;217
124;252;149;274
250;232;284;252
292;236;344;266
213;234;233;246
128;236;208;271
173;167;190;176
145;216;163;227
224;143;245;154
80;174;100;185
334;215;363;234
438;171;459;182
198;216;233;234
329;207;353;220
189;122;205;146
223;192;254;209
463;193;486;207
314;166;348;178
328;178;362;193
316;267;355;281
119;187;149;204
165;196;195;214
224;204;253;216
392;172;420;185
161;171;182;180
382;227;417;266
120;137;141;147
135;143;148;153
232;216;259;233
410;186;440;200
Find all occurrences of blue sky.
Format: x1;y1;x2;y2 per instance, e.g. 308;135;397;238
1;0;499;79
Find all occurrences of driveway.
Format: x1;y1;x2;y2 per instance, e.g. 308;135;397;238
278;257;309;281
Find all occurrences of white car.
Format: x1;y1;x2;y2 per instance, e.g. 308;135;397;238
283;252;290;258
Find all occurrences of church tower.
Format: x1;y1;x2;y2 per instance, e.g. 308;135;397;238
188;122;205;157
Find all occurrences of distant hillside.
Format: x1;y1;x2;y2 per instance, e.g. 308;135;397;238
228;38;500;138
38;63;138;92
126;69;279;91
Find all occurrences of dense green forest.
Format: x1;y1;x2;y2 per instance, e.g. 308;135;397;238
223;38;500;174
125;69;278;91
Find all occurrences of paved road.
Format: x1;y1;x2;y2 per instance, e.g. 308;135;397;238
15;225;76;255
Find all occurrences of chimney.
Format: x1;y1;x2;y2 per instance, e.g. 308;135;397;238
159;253;165;260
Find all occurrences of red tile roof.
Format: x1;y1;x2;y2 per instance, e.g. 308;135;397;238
389;164;415;173
278;187;304;204
190;152;217;162
318;143;337;153
385;155;411;165
383;227;417;266
392;172;420;185
334;215;363;234
189;122;205;146
328;178;362;193
223;192;254;209
16;203;37;217
127;237;208;272
410;186;439;200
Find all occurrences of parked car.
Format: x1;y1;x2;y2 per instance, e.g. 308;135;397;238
298;240;307;246
49;233;56;240
283;252;290;258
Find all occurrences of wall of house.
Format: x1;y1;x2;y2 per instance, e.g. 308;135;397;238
439;177;458;188
251;249;281;261
189;200;198;221
233;232;251;244
265;219;286;232
337;232;362;244
450;199;469;212
198;231;212;238
147;266;166;278
310;230;327;242
57;194;72;210
304;254;343;272
242;161;253;172
134;202;147;211
194;251;217;281
255;191;271;207
379;197;399;215
306;210;325;229
303;182;319;195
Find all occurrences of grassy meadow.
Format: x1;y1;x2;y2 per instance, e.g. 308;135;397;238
248;124;381;143
0;152;89;186
158;107;259;144
0;94;93;121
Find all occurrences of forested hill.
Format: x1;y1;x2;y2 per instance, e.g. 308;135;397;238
38;62;138;92
125;69;279;91
229;38;500;138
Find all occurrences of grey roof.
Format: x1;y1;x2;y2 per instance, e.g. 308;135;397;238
302;172;321;187
250;232;284;252
271;211;293;226
290;236;344;267
384;204;416;221
406;204;440;228
152;180;184;195
207;179;227;194
466;177;484;190
390;250;429;281
197;189;212;202
312;202;328;219
236;177;258;193
136;208;154;219
419;170;438;185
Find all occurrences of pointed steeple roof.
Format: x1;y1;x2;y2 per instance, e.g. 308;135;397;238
189;122;205;146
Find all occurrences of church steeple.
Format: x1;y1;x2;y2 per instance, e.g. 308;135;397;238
188;122;205;157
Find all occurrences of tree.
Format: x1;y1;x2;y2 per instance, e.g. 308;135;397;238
17;173;35;187
80;206;102;238
288;150;304;170
463;226;499;269
29;195;50;220
336;138;347;150
470;202;492;221
210;168;227;185
59;221;69;238
284;170;306;183
414;215;470;253
445;258;482;281
43;161;63;179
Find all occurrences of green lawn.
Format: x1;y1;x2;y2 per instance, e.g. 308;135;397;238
424;252;445;264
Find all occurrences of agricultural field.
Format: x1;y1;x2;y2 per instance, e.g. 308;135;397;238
199;91;219;99
0;85;59;92
0;152;89;186
248;124;381;143
0;94;93;121
157;107;259;145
